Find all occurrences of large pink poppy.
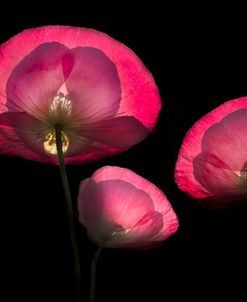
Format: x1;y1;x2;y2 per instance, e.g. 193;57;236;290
78;166;179;248
0;26;161;164
175;97;247;206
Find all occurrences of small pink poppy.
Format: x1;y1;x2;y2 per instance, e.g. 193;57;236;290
78;166;179;248
175;97;247;206
0;26;161;164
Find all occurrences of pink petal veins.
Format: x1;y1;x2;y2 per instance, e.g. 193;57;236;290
6;43;69;118
91;166;178;223
106;211;164;249
64;47;121;122
0;112;50;159
193;152;240;195
82;116;149;148
78;179;155;231
200;109;247;171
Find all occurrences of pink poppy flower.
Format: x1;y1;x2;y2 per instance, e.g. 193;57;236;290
78;166;179;248
0;26;161;164
175;96;247;206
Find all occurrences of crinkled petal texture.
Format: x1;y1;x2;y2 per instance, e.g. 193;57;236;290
175;96;247;206
78;166;179;249
0;26;161;164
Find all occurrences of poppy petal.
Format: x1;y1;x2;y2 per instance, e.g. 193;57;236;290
78;179;154;232
91;166;178;227
64;47;121;122
81;116;149;148
6;42;69;118
0;111;50;160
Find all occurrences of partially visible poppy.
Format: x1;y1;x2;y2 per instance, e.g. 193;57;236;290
0;26;161;164
175;97;247;206
78;166;179;248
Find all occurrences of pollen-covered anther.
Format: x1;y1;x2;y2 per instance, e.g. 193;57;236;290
49;92;72;122
112;229;130;237
43;129;69;155
234;170;247;179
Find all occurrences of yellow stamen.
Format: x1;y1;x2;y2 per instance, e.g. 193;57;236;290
44;129;69;155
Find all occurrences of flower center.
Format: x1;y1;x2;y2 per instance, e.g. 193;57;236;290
43;129;69;155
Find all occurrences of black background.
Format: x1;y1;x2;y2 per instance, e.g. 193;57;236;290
1;6;247;302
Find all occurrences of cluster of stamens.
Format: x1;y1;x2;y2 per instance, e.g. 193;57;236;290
43;93;72;155
50;92;72;116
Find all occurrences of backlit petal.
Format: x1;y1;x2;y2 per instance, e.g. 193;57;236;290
6;42;69;118
91;166;178;221
78;179;154;232
82;116;149;148
64;47;121;122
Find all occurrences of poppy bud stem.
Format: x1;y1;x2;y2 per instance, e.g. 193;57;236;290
90;246;103;302
55;125;81;302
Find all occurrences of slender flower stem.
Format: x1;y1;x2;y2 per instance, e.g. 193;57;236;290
55;125;81;302
90;246;103;302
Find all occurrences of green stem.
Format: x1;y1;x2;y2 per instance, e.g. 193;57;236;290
55;125;81;302
90;246;103;302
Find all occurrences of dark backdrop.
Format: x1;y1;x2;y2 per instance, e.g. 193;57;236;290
1;7;247;302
